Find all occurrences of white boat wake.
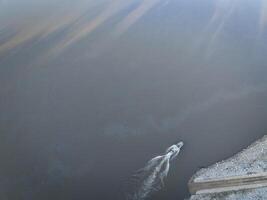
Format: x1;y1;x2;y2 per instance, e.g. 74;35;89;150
126;142;184;200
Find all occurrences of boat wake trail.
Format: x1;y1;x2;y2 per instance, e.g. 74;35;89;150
126;142;184;200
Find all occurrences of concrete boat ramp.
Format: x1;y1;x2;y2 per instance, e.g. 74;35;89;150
188;135;267;199
189;172;267;195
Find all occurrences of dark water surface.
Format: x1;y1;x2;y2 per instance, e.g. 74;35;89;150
1;0;267;199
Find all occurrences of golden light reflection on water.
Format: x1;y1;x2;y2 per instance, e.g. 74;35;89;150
0;0;167;56
0;0;266;59
0;0;92;54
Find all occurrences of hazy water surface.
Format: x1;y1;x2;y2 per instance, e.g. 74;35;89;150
1;0;267;199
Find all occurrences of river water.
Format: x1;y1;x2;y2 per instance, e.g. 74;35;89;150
0;0;267;199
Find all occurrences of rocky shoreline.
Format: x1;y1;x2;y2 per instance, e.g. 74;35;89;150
188;135;267;200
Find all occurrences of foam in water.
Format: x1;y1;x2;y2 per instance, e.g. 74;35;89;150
126;141;184;200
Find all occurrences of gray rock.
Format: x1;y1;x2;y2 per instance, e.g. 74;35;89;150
188;135;267;200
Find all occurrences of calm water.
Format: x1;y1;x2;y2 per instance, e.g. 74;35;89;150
0;0;267;199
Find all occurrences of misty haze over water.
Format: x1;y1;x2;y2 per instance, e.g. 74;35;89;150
0;0;267;199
